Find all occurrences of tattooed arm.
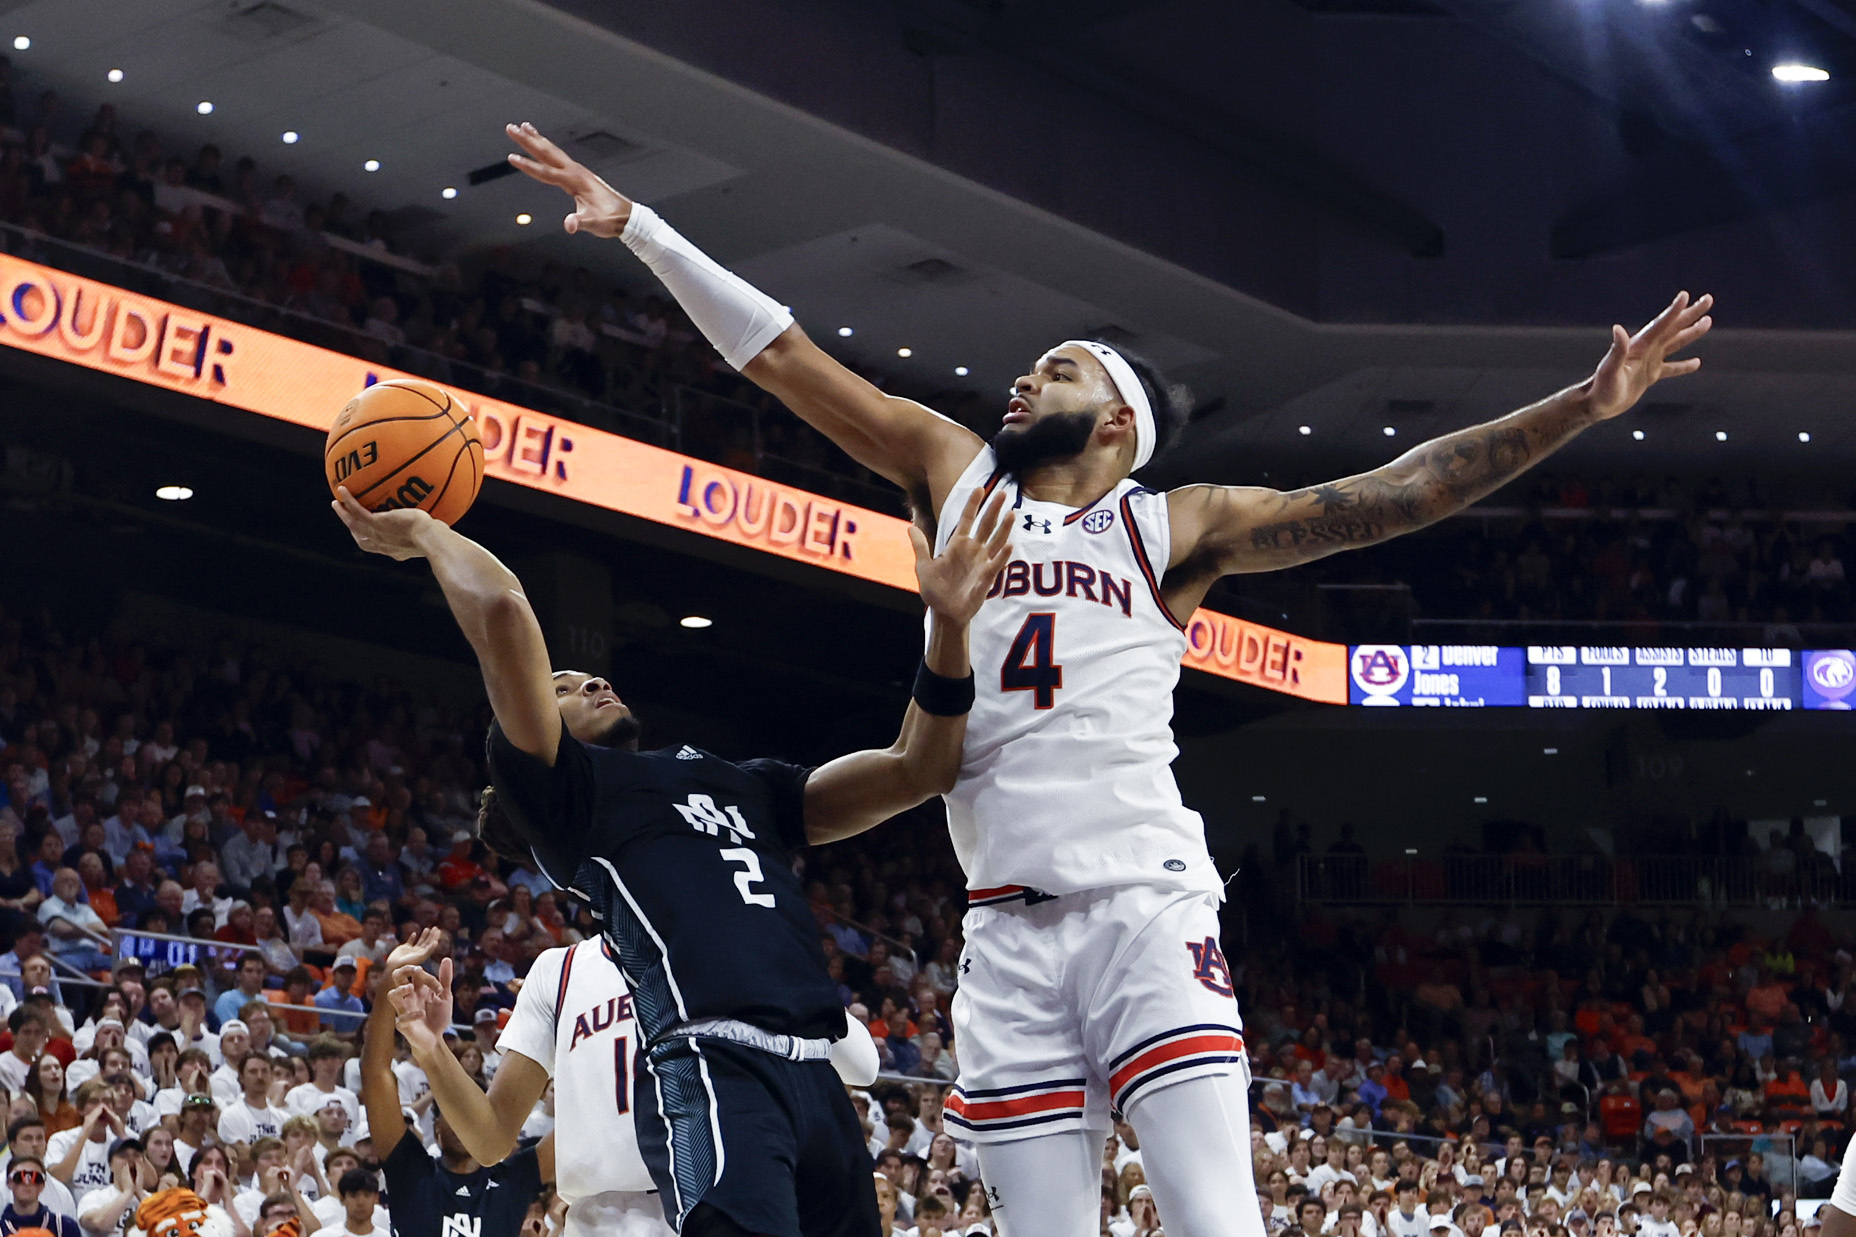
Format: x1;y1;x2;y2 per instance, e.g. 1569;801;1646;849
1162;292;1713;613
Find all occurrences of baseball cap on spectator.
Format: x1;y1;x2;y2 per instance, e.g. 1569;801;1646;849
107;1137;142;1159
185;786;207;799
1631;1182;1653;1196
1567;1211;1590;1228
451;829;472;844
1128;1186;1153;1203
95;1017;124;1031
1674;1164;1694;1178
1430;1216;1455;1231
177;983;206;1000
1463;1176;1485;1186
473;1008;497;1025
331;958;356;974
219;1020;248;1036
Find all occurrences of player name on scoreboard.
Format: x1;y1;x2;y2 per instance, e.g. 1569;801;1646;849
1524;647;1797;710
1349;644;1817;709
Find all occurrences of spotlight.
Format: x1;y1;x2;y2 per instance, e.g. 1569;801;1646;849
679;616;713;629
1799;431;1812;443
897;347;913;358
281;131;299;144
1543;747;1559;755
1298;425;1313;436
515;213;532;225
1473;796;1489;804
1774;63;1830;83
954;366;969;376
1251;795;1266;803
1632;429;1646;441
836;326;853;337
441;187;457;200
1382;426;1396;437
155;485;193;501
1715;430;1728;441
362;159;380;172
106;69;123;83
196;100;214;115
11;36;27;50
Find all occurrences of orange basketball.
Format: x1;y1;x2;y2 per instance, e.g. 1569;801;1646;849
324;379;484;526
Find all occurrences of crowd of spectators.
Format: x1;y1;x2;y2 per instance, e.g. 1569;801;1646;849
1282;470;1853;637
5;585;1856;1237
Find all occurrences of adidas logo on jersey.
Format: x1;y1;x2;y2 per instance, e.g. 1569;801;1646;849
676;746;701;760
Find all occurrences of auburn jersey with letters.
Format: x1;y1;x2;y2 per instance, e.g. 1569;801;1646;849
933;446;1221;900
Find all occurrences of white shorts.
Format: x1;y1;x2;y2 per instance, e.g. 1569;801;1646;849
945;884;1247;1144
562;1191;674;1237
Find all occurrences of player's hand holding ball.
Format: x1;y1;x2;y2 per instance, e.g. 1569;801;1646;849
910;487;1012;626
332;488;437;561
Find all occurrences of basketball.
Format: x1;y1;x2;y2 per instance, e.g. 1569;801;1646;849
324;379;484;526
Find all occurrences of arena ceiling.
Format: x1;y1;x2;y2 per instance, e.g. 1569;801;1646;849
6;0;1856;484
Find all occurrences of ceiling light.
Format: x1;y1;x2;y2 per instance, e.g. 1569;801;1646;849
441;187;458;200
281;131;299;145
1473;796;1489;804
106;69;123;84
362;159;380;172
1543;747;1559;755
1298;425;1313;436
155;485;193;502
1251;795;1267;803
1816;799;1829;807
1382;426;1396;437
196;101;214;115
1715;430;1728;441
954;366;969;376
836;326;853;338
679;615;712;629
1774;63;1830;83
11;36;27;51
515;213;532;225
1632;429;1646;441
1799;431;1812;443
897;347;913;358
1404;848;1418;856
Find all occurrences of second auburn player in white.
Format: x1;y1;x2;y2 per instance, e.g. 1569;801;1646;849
506;119;1714;1237
393;933;670;1237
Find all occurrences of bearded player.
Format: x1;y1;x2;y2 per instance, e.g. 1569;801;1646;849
506;120;1713;1237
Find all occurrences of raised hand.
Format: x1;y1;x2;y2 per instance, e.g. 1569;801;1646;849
331;488;437;562
385;926;446;973
505;122;634;238
909;488;1012;627
389;957;454;1055
1588;291;1713;420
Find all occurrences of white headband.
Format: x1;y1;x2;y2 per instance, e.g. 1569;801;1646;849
1060;340;1156;471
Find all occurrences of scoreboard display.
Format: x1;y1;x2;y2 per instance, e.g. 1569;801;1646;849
1524;647;1796;709
1349;645;1828;709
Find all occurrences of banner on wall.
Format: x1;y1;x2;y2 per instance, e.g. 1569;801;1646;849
0;253;1350;704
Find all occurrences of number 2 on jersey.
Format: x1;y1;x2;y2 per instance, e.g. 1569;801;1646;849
719;848;777;908
1001;613;1063;709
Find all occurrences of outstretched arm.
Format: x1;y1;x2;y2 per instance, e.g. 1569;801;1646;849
360;930;446;1162
1165;292;1712;603
332;490;558;763
387;960;553;1171
803;488;1011;845
503;122;982;514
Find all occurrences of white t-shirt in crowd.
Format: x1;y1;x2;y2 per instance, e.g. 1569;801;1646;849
286;1082;360;1127
1639;1218;1681;1237
77;1184;137;1237
45;1129;113;1195
1386;1210;1431;1237
217;1099;288;1145
311;1195;389;1232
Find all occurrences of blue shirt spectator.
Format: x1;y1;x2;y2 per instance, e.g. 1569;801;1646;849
314;962;366;1030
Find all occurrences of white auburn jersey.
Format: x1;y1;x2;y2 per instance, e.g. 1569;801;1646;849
934;446;1222;900
498;939;656;1199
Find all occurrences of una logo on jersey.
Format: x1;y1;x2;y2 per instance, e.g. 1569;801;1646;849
674;793;758;844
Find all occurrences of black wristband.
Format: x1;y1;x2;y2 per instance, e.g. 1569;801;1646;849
912;660;975;716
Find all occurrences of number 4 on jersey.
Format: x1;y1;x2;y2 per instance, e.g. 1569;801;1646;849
1002;613;1063;709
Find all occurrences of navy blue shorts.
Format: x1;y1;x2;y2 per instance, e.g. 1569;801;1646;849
635;1038;880;1237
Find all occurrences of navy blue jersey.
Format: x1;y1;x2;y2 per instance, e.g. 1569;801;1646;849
487;721;847;1043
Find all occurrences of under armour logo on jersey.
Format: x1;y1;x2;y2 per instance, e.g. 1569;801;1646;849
673;793;757;844
1021;513;1053;534
1186;936;1235;997
675;746;702;760
960;955;972;975
986;1185;1002;1207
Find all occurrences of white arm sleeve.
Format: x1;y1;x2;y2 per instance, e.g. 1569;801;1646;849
1832;1130;1856;1216
498;946;565;1077
620;205;794;371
